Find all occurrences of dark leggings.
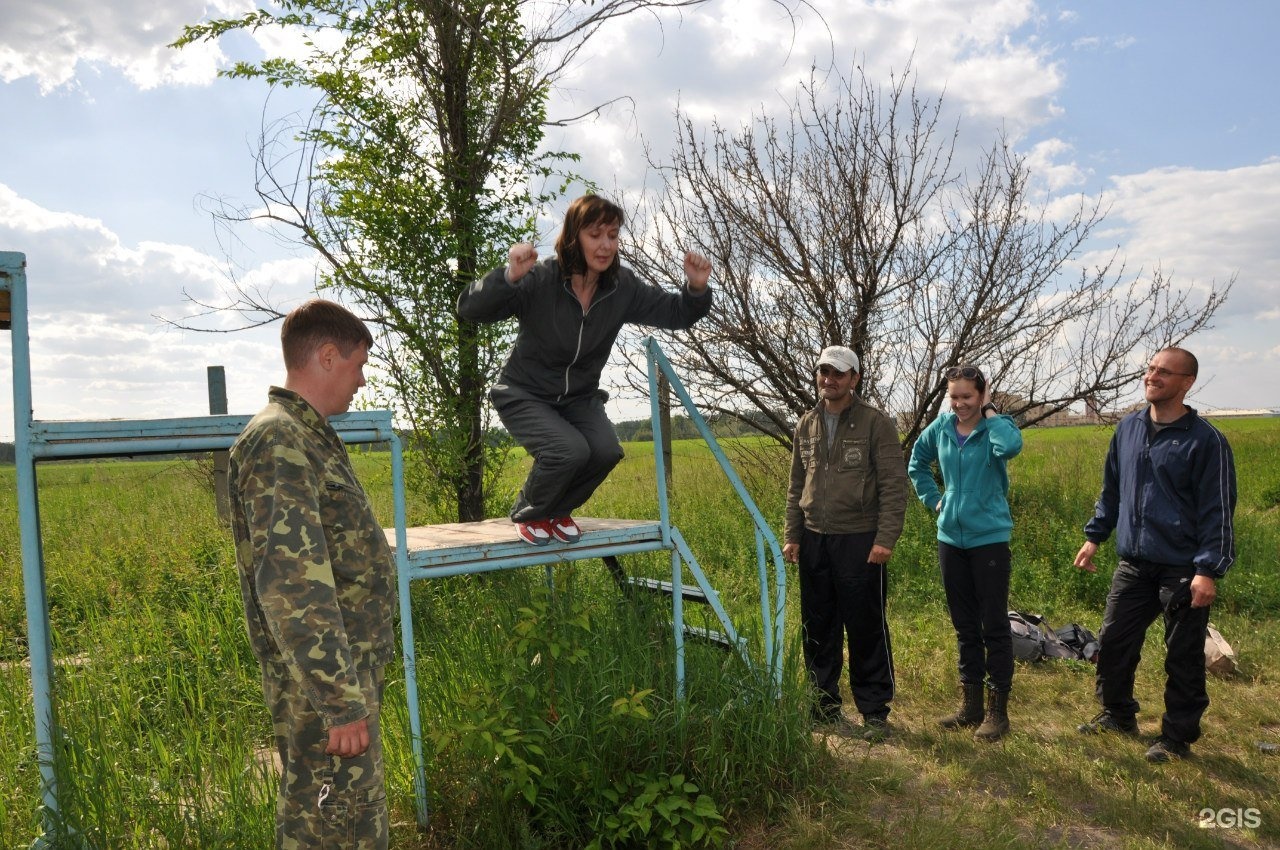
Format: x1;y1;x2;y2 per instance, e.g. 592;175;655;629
939;541;1013;692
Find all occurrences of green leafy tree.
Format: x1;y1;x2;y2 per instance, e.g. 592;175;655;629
173;0;723;520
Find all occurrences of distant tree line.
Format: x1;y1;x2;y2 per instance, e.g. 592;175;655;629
611;411;786;443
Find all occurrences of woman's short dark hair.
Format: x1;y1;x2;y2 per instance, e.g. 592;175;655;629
943;365;987;393
281;299;374;371
555;194;624;277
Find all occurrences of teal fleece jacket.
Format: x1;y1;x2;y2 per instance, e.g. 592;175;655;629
908;412;1023;549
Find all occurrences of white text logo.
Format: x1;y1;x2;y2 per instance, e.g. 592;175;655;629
1197;808;1261;829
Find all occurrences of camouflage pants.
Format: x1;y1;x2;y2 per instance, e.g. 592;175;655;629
261;661;389;850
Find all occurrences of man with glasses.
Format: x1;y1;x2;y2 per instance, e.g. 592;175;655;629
784;345;909;741
1074;347;1237;762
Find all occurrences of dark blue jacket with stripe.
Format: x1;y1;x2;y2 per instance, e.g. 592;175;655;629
1084;407;1237;578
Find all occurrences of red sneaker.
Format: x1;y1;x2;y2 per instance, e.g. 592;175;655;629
549;516;582;543
515;520;553;546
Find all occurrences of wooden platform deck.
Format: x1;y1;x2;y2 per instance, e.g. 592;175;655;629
386;517;669;579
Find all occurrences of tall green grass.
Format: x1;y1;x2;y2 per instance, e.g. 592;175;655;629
1;417;1277;847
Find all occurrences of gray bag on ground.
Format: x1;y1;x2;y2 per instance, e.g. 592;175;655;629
1008;611;1098;663
1009;611;1047;660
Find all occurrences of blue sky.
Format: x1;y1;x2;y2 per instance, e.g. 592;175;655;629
2;0;1278;440
1047;3;1275;173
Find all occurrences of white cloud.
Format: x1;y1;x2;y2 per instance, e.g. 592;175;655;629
1070;33;1135;53
0;0;254;92
1063;161;1280;408
548;0;1066;201
0;184;325;438
1025;137;1088;191
1094;162;1280;321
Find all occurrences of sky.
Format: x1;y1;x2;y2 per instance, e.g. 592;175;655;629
2;0;1279;442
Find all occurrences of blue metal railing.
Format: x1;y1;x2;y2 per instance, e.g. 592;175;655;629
644;337;787;694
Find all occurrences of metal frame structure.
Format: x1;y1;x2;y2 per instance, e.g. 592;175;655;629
392;336;788;825
4;248;787;835
2;251;413;843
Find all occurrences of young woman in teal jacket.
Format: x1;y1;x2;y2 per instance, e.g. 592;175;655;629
908;366;1023;741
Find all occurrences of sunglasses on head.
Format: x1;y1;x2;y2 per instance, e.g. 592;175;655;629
943;366;983;381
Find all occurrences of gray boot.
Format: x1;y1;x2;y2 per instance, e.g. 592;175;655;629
939;682;984;730
974;688;1010;741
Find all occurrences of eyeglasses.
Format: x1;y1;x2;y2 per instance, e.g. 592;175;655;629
943;366;983;381
1143;365;1193;379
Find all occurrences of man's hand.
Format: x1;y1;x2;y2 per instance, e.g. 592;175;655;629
1074;541;1099;573
868;544;893;565
507;243;538;283
1190;574;1217;608
782;542;799;564
326;717;370;758
684;251;712;291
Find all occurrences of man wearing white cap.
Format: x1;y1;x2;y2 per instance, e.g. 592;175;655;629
783;345;908;741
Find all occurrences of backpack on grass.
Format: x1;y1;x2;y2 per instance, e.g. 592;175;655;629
1008;611;1099;663
1053;622;1100;663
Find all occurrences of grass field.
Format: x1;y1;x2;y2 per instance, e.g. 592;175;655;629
1;417;1278;848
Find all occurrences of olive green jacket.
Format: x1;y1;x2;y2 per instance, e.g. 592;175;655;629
785;397;909;552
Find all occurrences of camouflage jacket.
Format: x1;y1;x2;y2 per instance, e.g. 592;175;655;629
229;387;397;728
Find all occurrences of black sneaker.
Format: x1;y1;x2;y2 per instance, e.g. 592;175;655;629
1145;736;1190;763
1077;711;1139;737
861;714;890;743
813;710;857;737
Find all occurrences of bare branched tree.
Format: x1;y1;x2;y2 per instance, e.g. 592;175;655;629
622;63;1232;455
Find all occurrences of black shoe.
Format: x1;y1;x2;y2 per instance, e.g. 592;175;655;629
1077;710;1139;737
811;703;842;723
812;709;857;737
861;714;890;742
1145;736;1190;763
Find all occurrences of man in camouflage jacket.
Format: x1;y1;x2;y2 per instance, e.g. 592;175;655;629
230;299;396;849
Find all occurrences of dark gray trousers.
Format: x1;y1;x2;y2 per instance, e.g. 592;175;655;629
494;391;624;523
1095;558;1210;744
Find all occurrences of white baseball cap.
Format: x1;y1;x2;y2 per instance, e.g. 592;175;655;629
816;345;860;374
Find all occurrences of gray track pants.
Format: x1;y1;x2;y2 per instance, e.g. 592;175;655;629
495;390;624;522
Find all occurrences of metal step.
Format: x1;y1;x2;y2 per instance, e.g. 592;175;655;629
626;576;709;604
682;624;739;651
600;555;736;652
